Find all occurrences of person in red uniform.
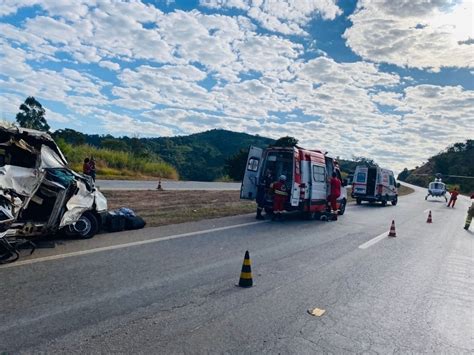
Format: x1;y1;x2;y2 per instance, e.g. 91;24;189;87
270;175;288;221
447;187;459;208
329;172;341;212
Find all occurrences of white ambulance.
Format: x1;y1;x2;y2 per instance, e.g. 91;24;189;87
351;165;398;206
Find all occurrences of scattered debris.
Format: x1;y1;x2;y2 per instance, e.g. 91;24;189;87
307;308;326;317
105;207;146;233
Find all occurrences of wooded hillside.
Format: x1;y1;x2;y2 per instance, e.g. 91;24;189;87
53;129;274;181
397;140;473;193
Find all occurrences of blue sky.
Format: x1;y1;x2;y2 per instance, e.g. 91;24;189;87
0;0;473;170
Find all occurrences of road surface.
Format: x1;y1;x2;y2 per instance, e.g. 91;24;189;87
1;184;473;353
96;179;241;190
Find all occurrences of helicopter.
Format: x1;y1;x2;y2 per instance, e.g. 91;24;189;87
411;173;474;201
424;174;447;201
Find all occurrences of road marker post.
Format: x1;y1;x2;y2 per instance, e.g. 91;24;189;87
426;210;432;223
237;250;253;288
388;220;397;237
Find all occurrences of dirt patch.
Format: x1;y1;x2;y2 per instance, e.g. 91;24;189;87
103;190;255;227
103;185;415;227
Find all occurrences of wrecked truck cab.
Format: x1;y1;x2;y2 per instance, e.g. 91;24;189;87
0;125;107;239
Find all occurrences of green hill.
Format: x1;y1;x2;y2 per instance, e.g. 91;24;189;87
398;140;474;194
54;129;274;181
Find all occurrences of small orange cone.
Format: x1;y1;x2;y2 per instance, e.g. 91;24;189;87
238;250;253;288
388;220;397;237
426;211;432;223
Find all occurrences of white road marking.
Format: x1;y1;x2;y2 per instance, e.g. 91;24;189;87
0;221;265;269
358;231;389;249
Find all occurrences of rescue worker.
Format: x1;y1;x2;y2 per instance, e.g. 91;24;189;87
329;171;341;213
270;175;288;221
464;194;474;230
447;187;459;208
255;169;273;220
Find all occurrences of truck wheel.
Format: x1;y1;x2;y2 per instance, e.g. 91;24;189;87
391;197;398;206
356;198;361;205
65;211;99;239
338;199;346;215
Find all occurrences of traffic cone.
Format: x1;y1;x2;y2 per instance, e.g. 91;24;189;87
426;211;432;223
237;250;253;288
388;220;397;237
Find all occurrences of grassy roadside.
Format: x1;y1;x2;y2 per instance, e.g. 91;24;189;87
103;185;415;228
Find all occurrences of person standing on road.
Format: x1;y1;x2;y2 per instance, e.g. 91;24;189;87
89;157;96;181
329;171;341;213
270;175;288;221
464;194;474;230
83;157;91;176
447;187;459;208
255;169;273;220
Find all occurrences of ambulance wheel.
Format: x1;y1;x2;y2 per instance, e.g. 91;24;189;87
381;199;387;207
356;198;362;205
338;199;346;215
391;197;398;206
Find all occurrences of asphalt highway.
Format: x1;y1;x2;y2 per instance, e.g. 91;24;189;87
0;184;472;353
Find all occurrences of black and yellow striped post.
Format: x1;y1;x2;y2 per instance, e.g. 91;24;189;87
238;250;253;288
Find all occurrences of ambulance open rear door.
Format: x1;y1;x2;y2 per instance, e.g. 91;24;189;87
240;146;263;200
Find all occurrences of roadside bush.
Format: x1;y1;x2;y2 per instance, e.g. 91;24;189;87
56;140;179;179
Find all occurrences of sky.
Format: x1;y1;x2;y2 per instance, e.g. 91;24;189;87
0;0;473;171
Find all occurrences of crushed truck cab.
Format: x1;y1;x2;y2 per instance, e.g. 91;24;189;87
0;126;107;239
241;145;347;219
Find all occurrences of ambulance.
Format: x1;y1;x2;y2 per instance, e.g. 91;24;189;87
351;165;398;206
240;146;347;219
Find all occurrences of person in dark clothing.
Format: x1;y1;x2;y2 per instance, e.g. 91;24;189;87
256;169;273;220
329;172;341;212
89;157;96;181
83;158;91;176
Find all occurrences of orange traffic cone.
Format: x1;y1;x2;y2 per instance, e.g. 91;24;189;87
426;211;432;223
388;220;397;237
237;250;253;288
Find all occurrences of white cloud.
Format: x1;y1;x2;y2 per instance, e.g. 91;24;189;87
344;0;474;70
0;1;473;173
98;60;120;71
200;0;342;35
